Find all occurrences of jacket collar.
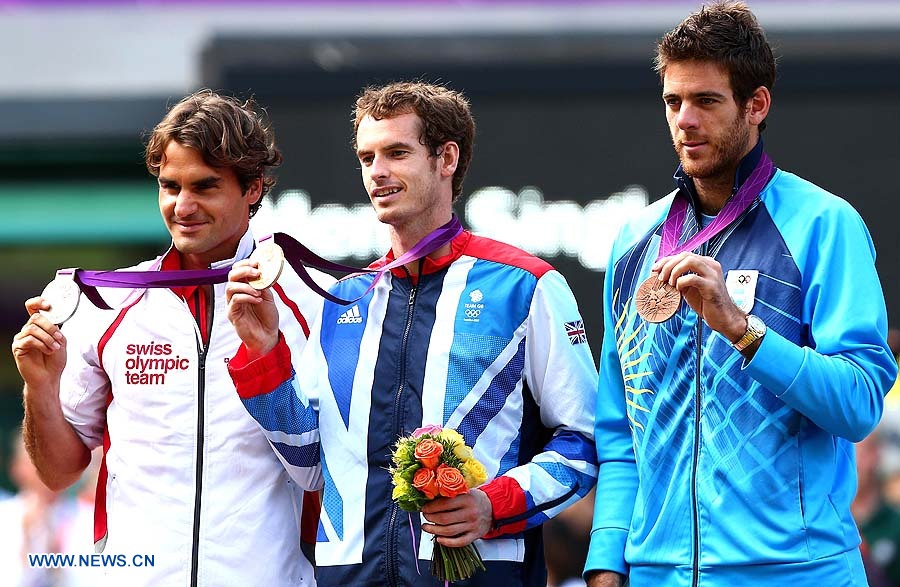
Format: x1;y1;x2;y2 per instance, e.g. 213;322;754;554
374;230;472;281
160;229;255;296
673;138;765;211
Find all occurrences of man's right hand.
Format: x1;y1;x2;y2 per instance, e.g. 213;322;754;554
226;260;281;359
12;297;67;387
13;296;91;492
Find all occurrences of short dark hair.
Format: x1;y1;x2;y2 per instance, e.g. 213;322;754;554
352;81;476;202
655;1;776;130
145;89;283;218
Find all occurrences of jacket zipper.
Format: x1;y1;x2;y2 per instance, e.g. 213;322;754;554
190;287;212;587
691;318;702;587
691;238;709;587
387;280;419;587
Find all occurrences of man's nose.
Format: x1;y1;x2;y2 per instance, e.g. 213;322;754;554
174;190;198;217
676;103;699;130
370;154;390;179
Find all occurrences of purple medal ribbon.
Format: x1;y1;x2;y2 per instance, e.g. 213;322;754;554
657;152;774;259
269;215;463;305
408;513;422;576
73;266;231;310
64;215;463;310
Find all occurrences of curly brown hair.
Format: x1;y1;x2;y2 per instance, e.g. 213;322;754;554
655;1;776;131
352;81;476;203
145;89;283;218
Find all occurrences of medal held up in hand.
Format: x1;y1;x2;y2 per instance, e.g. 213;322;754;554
38;275;81;325
247;242;285;290
635;277;681;323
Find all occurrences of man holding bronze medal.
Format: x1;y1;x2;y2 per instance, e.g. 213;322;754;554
225;81;599;587
11;90;330;586
584;3;898;587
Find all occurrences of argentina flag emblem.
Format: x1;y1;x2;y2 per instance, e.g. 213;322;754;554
725;269;759;314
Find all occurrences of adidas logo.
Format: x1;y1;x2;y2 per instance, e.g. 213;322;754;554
336;305;363;325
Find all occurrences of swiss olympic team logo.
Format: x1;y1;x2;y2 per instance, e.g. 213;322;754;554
124;340;190;385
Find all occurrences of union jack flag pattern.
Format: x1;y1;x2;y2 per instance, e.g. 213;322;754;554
565;320;586;345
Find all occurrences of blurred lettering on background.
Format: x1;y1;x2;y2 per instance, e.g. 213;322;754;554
251;185;648;273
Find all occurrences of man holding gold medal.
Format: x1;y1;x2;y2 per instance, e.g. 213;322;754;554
584;3;898;586
225;81;599;587
11;90;331;586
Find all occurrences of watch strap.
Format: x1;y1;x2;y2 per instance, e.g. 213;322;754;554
733;315;766;351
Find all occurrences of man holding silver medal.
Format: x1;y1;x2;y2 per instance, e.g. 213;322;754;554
11;90;331;586
584;3;898;587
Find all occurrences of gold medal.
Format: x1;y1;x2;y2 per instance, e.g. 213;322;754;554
635;276;681;323
39;277;81;325
248;242;285;290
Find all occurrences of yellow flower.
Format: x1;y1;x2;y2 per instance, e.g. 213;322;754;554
393;440;415;465
392;478;411;500
461;459;488;488
438;428;465;447
452;444;473;462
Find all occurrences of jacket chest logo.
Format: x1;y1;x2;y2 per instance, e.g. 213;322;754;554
463;289;485;323
725;269;759;313
124;341;191;385
336;304;364;325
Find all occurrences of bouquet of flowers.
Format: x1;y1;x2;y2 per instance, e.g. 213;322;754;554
390;424;489;582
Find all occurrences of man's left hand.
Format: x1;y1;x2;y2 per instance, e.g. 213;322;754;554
421;488;493;547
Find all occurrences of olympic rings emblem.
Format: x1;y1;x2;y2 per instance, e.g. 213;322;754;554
465;309;481;318
737;274;750;284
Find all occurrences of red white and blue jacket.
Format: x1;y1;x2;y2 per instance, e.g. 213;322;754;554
58;230;331;586
229;230;599;587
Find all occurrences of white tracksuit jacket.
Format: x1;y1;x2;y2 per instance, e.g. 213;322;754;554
57;230;332;586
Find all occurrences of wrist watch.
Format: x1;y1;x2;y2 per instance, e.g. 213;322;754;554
733;314;766;351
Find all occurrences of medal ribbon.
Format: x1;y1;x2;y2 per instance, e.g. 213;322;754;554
63;215;463;309
657;152;773;259
72;266;231;309
269;215;463;305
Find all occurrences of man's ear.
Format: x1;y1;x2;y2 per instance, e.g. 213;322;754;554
439;142;460;178
245;177;263;205
746;86;771;128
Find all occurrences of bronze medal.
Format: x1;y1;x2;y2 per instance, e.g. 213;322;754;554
248;242;285;290
635;276;681;323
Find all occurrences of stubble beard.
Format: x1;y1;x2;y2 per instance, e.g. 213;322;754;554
676;113;751;182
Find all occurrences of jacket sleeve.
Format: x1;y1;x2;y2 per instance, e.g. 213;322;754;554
583;252;638;577
228;332;324;490
481;270;599;537
744;200;898;441
59;303;114;450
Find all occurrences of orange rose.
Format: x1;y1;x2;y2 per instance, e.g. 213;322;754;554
414;438;444;469
412;467;440;499
435;464;469;498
